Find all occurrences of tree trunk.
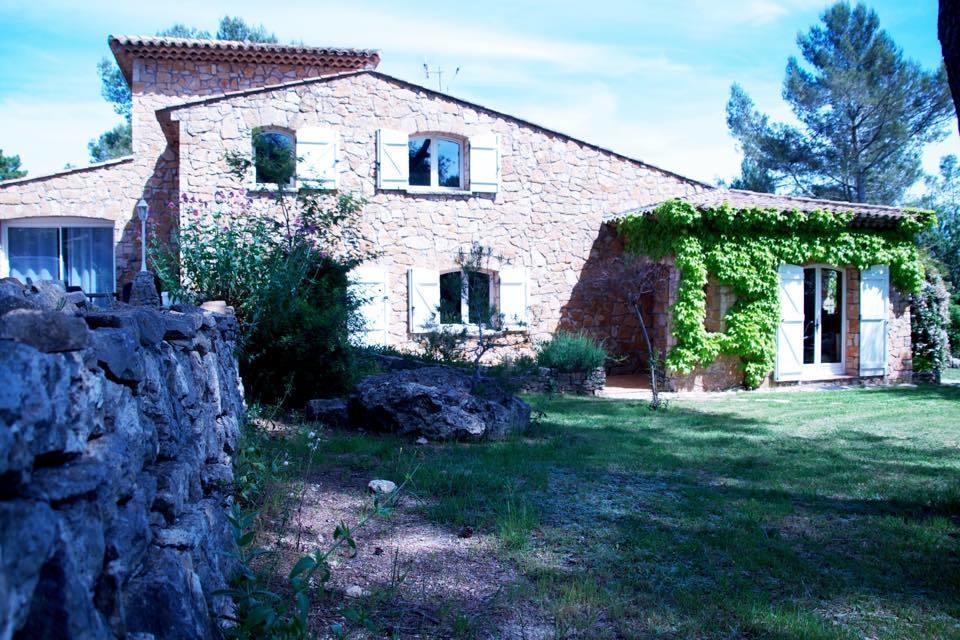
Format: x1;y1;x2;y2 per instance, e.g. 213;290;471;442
941;0;960;132
630;296;662;409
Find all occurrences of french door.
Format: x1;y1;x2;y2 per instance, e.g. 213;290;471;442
801;266;845;377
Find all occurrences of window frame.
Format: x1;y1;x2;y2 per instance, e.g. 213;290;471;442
0;216;117;300
251;127;297;191
437;268;496;331
406;135;465;191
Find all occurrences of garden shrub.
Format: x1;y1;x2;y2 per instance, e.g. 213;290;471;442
949;293;960;358
535;332;607;373
911;267;951;381
152;189;370;406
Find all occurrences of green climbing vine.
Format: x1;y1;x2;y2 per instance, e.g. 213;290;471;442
617;199;935;388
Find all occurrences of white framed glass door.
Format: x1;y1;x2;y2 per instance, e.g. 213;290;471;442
801;266;845;377
1;217;116;302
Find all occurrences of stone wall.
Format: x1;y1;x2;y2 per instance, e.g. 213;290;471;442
0;279;244;639
519;367;607;396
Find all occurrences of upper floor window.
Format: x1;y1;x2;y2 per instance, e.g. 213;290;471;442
253;128;296;187
408;136;462;189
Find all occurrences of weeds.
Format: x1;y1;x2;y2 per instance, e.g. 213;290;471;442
220;413;418;639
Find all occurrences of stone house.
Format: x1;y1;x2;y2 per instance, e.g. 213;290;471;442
0;36;917;389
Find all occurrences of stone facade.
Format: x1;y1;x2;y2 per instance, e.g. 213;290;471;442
0;48;371;286
0;279;244;639
165;71;703;349
0;38;915;389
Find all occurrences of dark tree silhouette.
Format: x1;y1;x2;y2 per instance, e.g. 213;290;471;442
941;0;960;131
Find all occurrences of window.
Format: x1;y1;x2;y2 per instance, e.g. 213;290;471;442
438;270;492;325
253;129;296;186
408;136;462;189
2;219;115;300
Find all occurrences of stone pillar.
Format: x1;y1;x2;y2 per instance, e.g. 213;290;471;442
129;272;160;307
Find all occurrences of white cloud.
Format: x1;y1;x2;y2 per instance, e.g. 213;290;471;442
0;98;120;175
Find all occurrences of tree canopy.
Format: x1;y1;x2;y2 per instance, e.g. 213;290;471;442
727;1;953;205
917;155;960;288
90;16;278;162
0;149;27;180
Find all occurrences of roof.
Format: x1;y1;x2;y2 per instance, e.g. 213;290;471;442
0;156;134;188
157;70;710;189
603;188;914;228
109;35;380;85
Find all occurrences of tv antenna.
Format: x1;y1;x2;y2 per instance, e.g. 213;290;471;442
423;63;459;93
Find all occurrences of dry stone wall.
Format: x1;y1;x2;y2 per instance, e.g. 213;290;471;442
0;279;244;640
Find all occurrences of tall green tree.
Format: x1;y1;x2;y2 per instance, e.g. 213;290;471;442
0;150;27;180
918;155;960;288
88;123;133;163
90;17;278;162
727;2;953;204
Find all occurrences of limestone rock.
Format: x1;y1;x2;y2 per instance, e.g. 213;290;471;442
0;309;90;352
305;398;349;426
367;479;397;494
349;366;530;441
91;327;144;383
345;584;370;598
129;271;161;308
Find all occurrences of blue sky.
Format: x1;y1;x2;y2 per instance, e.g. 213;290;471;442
0;0;956;192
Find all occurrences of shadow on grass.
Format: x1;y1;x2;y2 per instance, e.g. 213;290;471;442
308;384;960;638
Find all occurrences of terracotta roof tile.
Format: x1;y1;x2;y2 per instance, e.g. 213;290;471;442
605;188;913;227
109;35;380;84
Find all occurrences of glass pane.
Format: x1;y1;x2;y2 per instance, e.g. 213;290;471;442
820;269;842;364
63;227;114;295
437;139;461;188
439;271;462;324
254;131;295;185
7;227;59;283
467;271;490;325
408;137;432;186
803;268;816;364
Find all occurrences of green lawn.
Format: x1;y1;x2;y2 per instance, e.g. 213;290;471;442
311;384;960;638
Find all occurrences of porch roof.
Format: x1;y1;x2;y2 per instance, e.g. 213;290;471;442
604;188;916;228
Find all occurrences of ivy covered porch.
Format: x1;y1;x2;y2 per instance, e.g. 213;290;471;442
595;189;930;392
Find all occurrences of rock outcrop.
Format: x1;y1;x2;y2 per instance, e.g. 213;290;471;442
0;279;244;640
348;366;530;441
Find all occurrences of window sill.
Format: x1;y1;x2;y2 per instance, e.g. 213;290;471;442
403;186;473;196
428;324;526;337
247;185;298;195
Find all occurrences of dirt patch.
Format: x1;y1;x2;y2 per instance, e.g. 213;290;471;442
258;465;548;639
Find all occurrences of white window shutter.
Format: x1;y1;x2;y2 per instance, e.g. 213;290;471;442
469;133;500;193
349;266;390;347
499;267;528;330
859;265;889;377
377;129;409;190
408;268;439;333
775;264;804;382
296;127;339;190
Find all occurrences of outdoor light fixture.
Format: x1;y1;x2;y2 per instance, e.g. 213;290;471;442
136;198;149;273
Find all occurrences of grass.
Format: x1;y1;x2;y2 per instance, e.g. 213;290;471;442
307;383;960;638
943;367;960;383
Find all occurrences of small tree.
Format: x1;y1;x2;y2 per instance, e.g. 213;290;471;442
418;243;527;383
582;255;671;409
